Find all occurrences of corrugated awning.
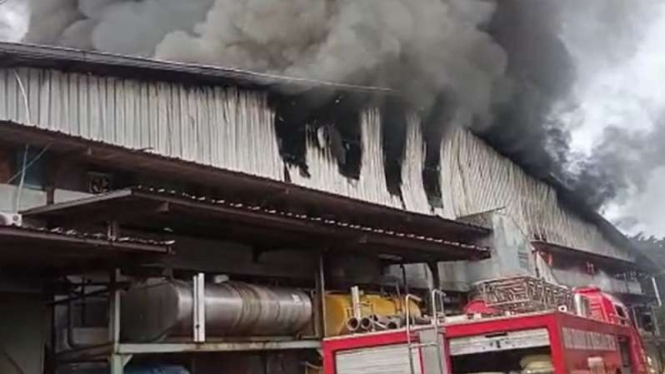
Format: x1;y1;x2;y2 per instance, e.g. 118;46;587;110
23;187;489;263
0;225;171;269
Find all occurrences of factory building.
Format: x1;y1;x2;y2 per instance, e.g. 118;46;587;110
0;43;656;374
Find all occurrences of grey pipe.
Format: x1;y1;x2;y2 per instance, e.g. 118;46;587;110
346;317;361;332
386;316;403;329
359;316;374;331
121;280;312;342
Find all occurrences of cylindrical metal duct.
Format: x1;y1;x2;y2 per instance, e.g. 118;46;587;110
573;293;589;317
121;280;312;342
359;317;374;331
345;317;361;332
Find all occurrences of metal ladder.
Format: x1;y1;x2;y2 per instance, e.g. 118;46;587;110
405;290;449;374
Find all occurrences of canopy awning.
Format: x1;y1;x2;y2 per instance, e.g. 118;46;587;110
24;187;489;263
0;224;170;270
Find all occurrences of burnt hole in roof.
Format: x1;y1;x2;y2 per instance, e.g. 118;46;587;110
271;92;365;181
270;94;310;177
421;94;449;209
381;97;409;197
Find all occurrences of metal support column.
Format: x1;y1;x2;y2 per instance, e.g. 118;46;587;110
109;269;131;374
317;254;327;338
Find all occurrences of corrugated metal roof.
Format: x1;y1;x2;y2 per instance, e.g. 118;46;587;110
0;224;172;251
0;42;394;94
137;186;488;254
0;43;638;266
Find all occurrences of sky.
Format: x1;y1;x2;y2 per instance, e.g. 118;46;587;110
561;1;665;237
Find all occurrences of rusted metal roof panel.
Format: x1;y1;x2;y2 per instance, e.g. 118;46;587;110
0;225;171;251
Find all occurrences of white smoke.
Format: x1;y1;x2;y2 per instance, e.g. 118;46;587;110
16;0;506;124
0;0;30;42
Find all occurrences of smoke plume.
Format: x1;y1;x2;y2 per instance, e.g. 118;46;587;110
0;0;29;42
3;0;664;234
13;0;508;125
558;0;665;232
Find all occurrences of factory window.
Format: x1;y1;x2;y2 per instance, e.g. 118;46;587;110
11;147;46;189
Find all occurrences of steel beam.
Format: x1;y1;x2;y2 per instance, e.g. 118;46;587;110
116;340;321;354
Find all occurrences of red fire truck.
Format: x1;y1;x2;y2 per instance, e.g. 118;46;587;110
322;277;650;374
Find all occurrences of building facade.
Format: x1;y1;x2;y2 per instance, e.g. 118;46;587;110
0;43;654;374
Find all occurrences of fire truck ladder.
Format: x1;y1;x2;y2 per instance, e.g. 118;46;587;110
405;290;450;374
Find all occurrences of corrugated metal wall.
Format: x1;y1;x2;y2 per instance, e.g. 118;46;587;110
440;128;634;261
287;109;431;213
0;66;632;263
287;108;404;209
0;68;283;181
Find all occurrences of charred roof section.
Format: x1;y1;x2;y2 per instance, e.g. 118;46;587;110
271;92;365;180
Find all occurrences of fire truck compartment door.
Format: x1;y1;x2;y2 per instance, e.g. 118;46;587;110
336;344;423;374
449;328;550;356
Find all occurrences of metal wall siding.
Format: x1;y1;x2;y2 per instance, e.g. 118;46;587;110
441;127;634;262
0;67;283;181
0;66;632;263
401;113;431;214
287;108;412;211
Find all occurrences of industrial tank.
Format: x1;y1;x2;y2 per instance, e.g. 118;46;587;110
325;293;421;336
121;280;312;342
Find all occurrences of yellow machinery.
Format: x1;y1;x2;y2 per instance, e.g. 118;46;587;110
324;292;421;336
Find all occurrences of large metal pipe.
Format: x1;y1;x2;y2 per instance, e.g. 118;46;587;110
121;280;312;342
345;317;361;333
573;293;589;317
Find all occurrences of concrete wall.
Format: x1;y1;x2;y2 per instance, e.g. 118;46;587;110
0;183;91;214
463;212;534;285
0;183;46;212
396;212;533;292
399;211;642;297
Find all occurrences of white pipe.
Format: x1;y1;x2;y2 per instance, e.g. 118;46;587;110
351;286;361;319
